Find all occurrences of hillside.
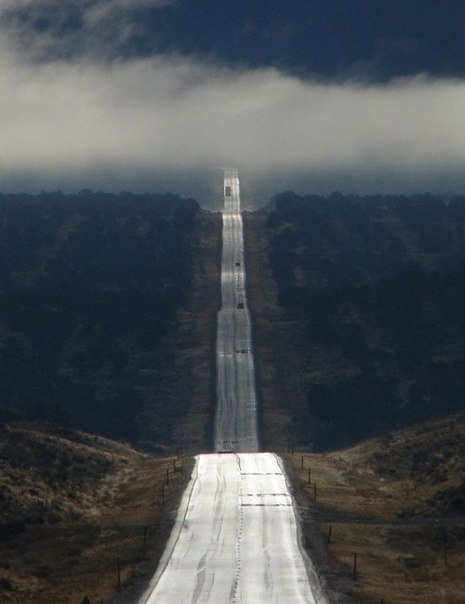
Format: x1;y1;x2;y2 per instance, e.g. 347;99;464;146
0;424;187;603
0;191;220;452
290;414;465;603
244;193;465;451
0;189;221;602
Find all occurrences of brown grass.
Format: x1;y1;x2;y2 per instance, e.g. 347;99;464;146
289;416;465;603
0;426;187;603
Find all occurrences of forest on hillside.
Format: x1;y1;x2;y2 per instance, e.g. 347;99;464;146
0;190;199;448
265;192;465;449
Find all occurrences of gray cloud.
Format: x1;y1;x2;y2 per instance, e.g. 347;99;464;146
1;31;465;205
0;0;171;62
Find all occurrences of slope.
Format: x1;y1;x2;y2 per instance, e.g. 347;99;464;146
290;414;465;602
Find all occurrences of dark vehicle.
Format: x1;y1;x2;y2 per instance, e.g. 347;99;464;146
225;186;232;196
218;440;235;453
235;262;241;266
237;302;244;309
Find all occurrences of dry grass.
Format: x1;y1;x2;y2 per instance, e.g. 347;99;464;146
289;416;465;603
0;425;187;603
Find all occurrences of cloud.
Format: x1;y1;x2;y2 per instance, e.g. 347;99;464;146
0;0;171;62
1;29;465;203
0;0;169;16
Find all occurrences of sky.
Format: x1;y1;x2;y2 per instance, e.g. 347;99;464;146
1;0;465;207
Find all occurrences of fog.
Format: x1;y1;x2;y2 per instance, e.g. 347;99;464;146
1;28;465;206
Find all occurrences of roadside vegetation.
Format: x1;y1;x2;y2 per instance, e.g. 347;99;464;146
0;190;219;451
0;424;187;603
289;414;465;603
245;192;465;451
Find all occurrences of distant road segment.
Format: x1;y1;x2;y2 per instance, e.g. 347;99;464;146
214;169;259;453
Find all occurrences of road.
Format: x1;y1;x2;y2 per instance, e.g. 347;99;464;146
215;169;258;453
139;453;322;604
138;171;324;603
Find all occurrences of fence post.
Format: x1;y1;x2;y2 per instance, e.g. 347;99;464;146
353;553;357;581
327;525;332;544
117;557;121;591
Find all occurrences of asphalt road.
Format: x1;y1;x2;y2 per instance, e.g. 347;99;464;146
214;169;258;453
139;453;322;604
138;171;324;603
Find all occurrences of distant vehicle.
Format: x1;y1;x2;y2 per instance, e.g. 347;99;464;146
225;186;232;196
218;440;235;453
237;302;244;309
235;262;241;266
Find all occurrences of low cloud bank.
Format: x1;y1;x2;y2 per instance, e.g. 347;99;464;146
1;34;465;202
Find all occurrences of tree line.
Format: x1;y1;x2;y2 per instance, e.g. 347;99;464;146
0;190;199;448
266;191;465;449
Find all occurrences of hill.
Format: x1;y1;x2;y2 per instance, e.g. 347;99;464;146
0;188;220;602
244;192;465;451
290;414;465;603
0;190;220;452
0;423;187;603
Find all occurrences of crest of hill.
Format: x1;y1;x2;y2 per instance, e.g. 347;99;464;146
0;423;140;532
334;413;465;518
291;413;465;603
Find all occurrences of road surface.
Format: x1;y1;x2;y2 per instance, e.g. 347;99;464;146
138;171;325;603
215;169;258;453
139;453;322;604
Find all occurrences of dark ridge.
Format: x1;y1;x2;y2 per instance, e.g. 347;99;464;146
262;192;465;450
0;190;200;449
